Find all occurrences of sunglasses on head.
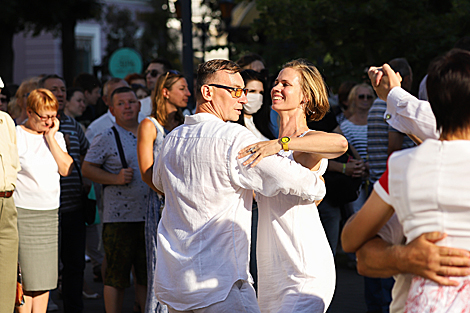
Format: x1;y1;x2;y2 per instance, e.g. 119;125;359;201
358;94;373;100
208;84;248;98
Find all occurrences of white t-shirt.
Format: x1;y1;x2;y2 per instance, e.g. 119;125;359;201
14;126;68;210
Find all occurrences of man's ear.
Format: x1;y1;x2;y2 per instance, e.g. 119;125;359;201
109;103;115;116
200;85;212;102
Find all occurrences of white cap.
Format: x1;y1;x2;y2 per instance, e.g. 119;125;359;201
0;77;3;89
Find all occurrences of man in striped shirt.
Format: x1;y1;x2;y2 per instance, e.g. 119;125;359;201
40;75;89;313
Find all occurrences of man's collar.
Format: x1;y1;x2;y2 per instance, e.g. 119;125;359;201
184;113;224;125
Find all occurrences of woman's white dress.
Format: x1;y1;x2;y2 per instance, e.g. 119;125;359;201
256;136;335;313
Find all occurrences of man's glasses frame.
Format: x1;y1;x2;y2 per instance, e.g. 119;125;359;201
32;109;56;121
208;84;248;98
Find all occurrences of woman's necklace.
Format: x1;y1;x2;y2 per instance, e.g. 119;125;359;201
290;125;309;138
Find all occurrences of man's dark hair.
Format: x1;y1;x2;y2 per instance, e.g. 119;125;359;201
148;58;173;72
66;87;84;102
73;73;102;93
110;86;135;106
196;59;241;100
389;58;412;78
38;74;65;88
427;49;470;138
240;69;265;85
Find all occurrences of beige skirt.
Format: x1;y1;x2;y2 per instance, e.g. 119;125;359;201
17;207;58;291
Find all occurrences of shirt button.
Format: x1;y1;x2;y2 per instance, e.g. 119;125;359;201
385;113;391;120
0;119;3;124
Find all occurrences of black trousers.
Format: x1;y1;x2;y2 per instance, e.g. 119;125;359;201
59;209;86;313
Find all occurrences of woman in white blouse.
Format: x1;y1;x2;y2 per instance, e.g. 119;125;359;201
342;48;470;312
239;59;348;313
14;89;73;313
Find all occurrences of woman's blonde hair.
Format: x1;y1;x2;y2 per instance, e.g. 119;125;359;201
347;83;376;114
151;71;185;127
27;88;59;113
11;77;40;118
282;59;329;121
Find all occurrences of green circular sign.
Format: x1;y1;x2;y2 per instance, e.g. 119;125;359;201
108;48;143;78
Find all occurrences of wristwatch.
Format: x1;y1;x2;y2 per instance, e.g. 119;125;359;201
280;136;291;151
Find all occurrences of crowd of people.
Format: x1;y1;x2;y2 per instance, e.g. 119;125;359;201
2;41;470;313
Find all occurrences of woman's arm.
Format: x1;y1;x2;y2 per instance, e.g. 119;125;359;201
44;117;73;177
137;119;161;193
341;190;395;252
239;131;348;167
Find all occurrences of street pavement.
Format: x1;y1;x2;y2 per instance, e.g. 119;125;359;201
49;250;367;313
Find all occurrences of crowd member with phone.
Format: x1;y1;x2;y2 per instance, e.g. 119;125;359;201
14;89;73;313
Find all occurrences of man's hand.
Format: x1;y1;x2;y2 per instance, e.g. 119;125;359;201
368;64;402;101
395;232;470;286
117;168;133;185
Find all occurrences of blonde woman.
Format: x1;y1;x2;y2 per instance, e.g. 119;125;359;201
11;77;40;124
137;70;190;313
239;59;348;313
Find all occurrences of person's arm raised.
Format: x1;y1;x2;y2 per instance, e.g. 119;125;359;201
44;117;73;177
368;64;402;101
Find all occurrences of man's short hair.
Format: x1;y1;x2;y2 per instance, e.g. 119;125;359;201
427;48;470;137
38;74;65;88
148;58;173;72
110;86;136;106
103;78;127;99
73;73;102;93
389;58;412;78
196;59;241;100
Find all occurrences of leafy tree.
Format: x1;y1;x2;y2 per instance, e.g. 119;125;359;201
139;0;180;68
239;0;470;92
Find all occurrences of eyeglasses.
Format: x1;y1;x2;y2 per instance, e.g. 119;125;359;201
32;110;56;121
145;69;161;78
208;84;248;98
358;94;374;100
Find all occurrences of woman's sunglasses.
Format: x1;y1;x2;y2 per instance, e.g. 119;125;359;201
358;94;373;100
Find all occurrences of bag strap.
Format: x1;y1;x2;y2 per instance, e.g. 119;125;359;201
111;126;128;168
